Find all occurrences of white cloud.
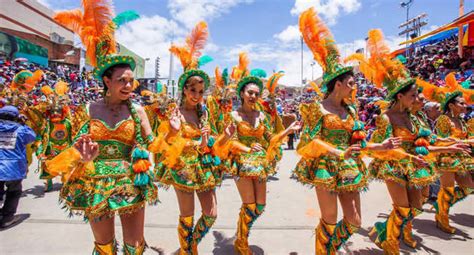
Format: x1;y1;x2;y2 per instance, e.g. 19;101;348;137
291;0;361;25
273;25;300;44
36;0;52;8
115;15;185;79
167;0;254;28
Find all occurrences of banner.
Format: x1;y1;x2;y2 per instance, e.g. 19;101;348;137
0;31;48;66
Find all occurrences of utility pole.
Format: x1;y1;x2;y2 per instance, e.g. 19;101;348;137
458;0;464;57
301;36;304;86
168;44;175;98
400;0;414;57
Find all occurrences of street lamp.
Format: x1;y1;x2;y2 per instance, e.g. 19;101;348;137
310;61;316;81
400;0;414;56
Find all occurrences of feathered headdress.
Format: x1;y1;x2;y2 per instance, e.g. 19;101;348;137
10;70;43;93
345;29;413;100
54;1;138;80
420;73;474;111
299;7;352;88
232;52;267;98
170;21;213;91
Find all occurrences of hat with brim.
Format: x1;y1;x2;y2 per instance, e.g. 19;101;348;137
441;91;462;112
0;105;19;118
94;55;136;81
236;76;263;99
321;66;353;89
178;69;210;92
387;78;416;100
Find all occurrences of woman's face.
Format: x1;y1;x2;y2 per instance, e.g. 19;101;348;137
397;85;417;109
183;76;205;107
412;93;426;111
240;83;261;107
449;97;467;115
103;66;134;101
335;75;356;99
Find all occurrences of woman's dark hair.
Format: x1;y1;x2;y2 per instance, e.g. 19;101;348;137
101;63;131;94
181;75;206;120
388;82;417;109
325;70;354;98
444;94;461;113
239;82;260;105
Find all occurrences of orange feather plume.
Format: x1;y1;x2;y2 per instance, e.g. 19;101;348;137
299;8;335;71
170;21;208;71
41;86;54;96
53;0;116;67
309;81;323;98
55;81;69;96
444;73;458;92
444;72;474;104
215;67;223;89
346;29;406;89
416;78;449;103
231;52;249;81
266;72;284;94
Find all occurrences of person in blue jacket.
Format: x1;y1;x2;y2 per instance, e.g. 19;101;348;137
0;105;36;228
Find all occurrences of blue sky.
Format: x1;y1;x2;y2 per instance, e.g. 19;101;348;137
40;0;474;86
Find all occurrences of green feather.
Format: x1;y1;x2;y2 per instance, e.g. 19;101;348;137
222;68;229;86
461;80;471;89
113;10;140;28
156;81;163;93
198;55;213;68
250;68;267;78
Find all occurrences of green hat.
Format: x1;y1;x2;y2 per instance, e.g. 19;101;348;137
94;55;136;81
236;76;264;98
177;69;210;92
321;65;353;92
441;91;463;112
386;78;416;100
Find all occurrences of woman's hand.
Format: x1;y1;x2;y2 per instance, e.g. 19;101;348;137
287;121;303;134
381;137;402;150
224;122;236;138
412;155;429;168
250;143;264;152
344;144;361;160
169;108;181;133
73;134;99;162
438;137;456;143
449;142;471;156
200;126;210;148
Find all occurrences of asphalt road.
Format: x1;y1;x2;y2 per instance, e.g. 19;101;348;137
1;150;473;254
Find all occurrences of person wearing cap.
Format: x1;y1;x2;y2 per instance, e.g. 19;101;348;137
0;105;36;228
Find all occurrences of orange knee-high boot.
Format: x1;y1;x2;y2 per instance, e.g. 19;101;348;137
330;218;360;252
370;205;411;255
178;216;194;254
191;214;217;254
93;239;117;255
434;187;456;234
234;203;259;255
123;240;146;255
402;207;422;248
315;219;336;255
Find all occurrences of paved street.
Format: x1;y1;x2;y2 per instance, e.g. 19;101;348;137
1;150;473;254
